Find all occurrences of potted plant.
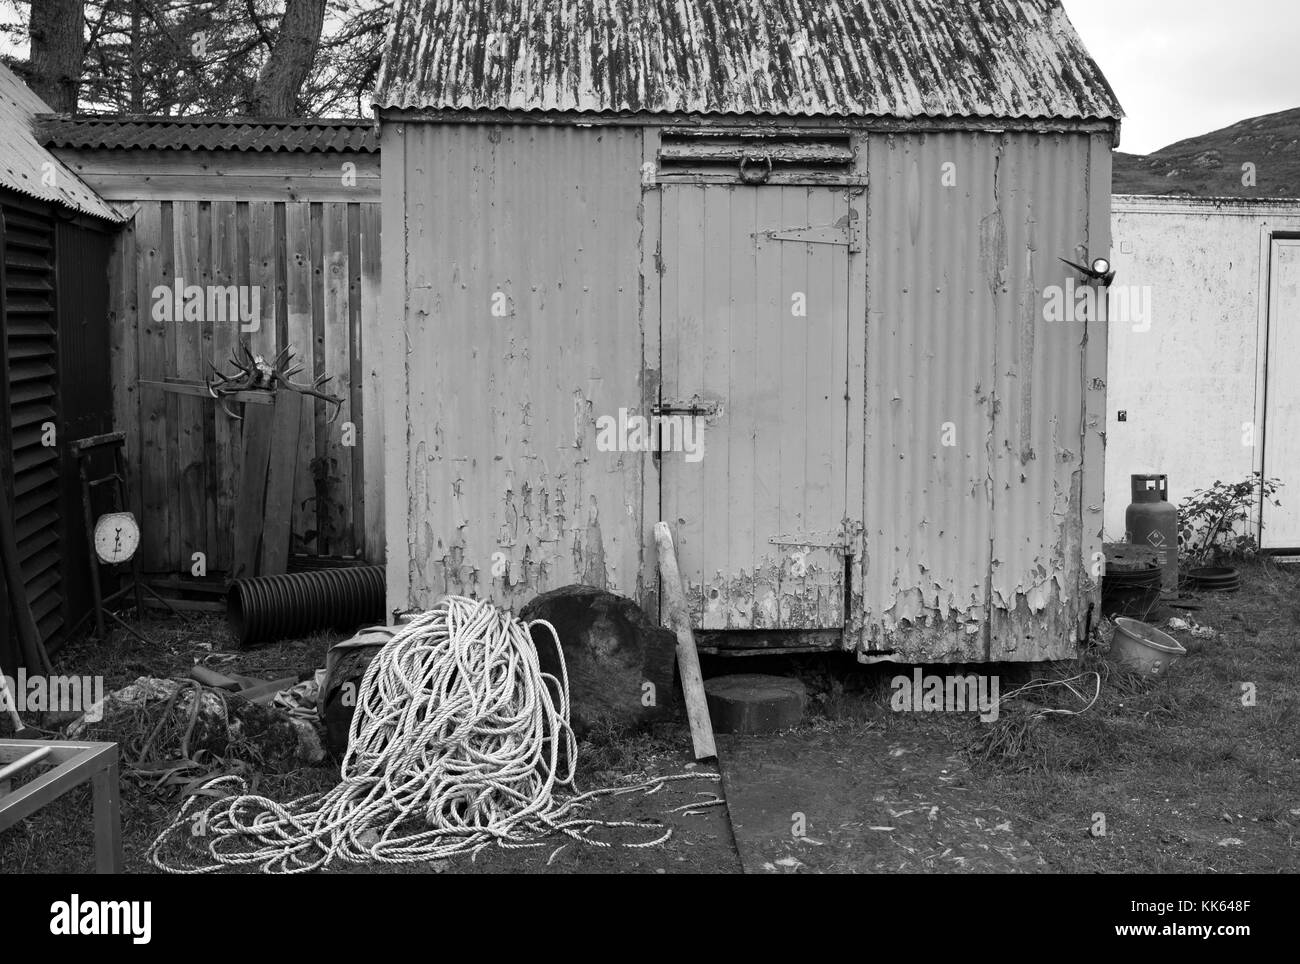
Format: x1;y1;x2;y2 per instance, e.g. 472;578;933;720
1176;473;1282;591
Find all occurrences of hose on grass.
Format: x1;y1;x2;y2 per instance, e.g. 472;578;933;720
147;595;713;873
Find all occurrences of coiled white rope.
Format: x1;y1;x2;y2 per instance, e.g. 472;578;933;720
148;595;715;873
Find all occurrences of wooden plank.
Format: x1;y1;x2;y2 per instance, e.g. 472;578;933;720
109;216;141;522
137;379;271;403
347;204;365;559
321;201;354;556
285;202;316;554
248;201;278;363
160;201;181;570
358;203;383;564
173;200;207;575
57;147;381;179
274;203;289;350
134;202;170;570
310;202;327;555
79;178;380;203
653;521;716;761
209;201;241;572
142;596;225;612
230;390;275;580
148;576;227;595
259;394;303;575
198;201;218;576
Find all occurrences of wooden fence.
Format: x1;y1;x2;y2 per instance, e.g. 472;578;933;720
109;198;382;576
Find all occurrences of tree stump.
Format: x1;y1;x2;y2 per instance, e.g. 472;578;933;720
519;586;678;737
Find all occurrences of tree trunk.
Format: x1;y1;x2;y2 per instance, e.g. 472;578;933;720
250;0;327;116
29;0;85;111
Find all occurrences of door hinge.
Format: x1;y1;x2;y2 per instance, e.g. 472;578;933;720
758;212;862;253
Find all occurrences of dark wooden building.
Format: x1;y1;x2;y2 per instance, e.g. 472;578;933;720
0;63;124;674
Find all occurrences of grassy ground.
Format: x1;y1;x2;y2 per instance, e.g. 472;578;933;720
0;616;737;873
2;559;1296;873
798;558;1300;872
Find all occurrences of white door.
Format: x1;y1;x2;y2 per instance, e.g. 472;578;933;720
659;184;857;630
1264;238;1300;548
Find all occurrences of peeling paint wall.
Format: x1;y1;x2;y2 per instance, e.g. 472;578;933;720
860;131;1108;661
1105;197;1300;545
384;123;645;612
383;118;1111;661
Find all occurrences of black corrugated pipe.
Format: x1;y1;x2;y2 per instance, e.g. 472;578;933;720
227;566;386;647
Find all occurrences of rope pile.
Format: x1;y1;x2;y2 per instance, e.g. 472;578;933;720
148;595;712;873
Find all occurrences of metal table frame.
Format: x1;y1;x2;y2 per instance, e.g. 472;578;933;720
0;740;123;873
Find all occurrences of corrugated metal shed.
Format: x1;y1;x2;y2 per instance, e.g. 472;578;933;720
36;116;379;154
374;0;1122;121
0;63;122;222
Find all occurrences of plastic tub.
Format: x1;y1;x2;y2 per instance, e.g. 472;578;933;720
1110;617;1187;676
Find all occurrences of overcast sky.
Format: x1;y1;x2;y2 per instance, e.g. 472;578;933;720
1063;0;1300;153
0;1;1296;155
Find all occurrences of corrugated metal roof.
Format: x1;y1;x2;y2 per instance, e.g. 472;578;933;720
373;0;1123;121
36;116;379;153
0;63;122;221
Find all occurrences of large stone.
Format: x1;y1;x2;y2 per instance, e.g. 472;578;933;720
519;586;677;737
705;674;806;734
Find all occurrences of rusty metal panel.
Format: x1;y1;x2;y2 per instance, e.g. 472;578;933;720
987;133;1097;659
396;123;645;610
0;63;122;223
861;131;1104;662
659;184;852;630
376;0;1122;122
36;117;378;154
862;133;998;660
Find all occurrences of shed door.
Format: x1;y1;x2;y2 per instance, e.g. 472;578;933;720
659;185;855;630
1264;238;1300;548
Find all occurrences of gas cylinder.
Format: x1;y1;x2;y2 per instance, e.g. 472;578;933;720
1125;474;1179;592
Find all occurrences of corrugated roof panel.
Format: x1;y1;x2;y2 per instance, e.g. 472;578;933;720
0;63;122;221
35;116;379;153
374;0;1123;121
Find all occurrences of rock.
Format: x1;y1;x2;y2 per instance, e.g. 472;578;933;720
704;674;806;734
519;586;678;737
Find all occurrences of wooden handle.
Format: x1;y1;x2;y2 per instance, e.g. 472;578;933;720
654;521;716;761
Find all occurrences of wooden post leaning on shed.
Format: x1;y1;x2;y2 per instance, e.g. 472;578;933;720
653;521;716;761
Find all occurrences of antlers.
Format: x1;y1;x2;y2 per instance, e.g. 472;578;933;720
206;341;345;423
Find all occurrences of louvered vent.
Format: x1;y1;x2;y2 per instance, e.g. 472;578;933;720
3;204;63;645
656;132;856;183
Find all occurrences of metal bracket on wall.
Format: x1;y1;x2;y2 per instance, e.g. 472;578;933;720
758;212;863;253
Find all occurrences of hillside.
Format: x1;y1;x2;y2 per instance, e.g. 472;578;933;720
1113;106;1300;198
